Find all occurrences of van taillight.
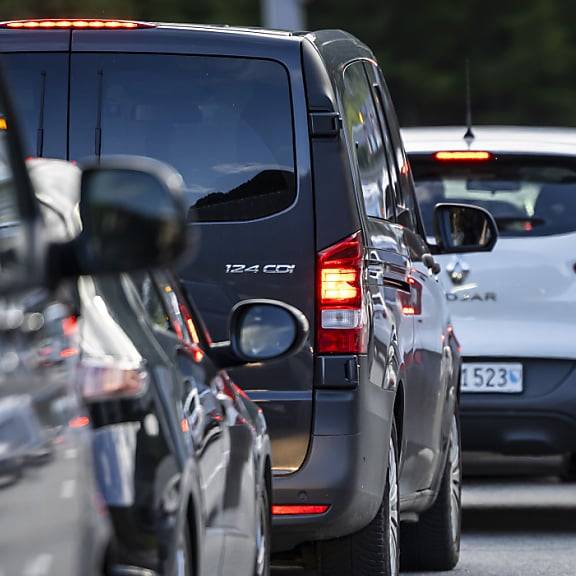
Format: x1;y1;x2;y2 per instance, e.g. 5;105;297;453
317;231;367;354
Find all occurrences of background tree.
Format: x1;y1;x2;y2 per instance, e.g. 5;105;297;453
2;0;575;126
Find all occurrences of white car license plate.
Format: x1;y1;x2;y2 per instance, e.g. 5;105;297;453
461;363;523;393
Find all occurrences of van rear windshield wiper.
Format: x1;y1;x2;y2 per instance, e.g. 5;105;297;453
36;71;47;157
95;69;104;160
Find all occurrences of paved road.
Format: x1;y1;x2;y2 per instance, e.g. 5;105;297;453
273;455;576;576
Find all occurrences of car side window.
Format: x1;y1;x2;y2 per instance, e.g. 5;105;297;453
131;272;173;333
370;68;420;232
341;61;394;221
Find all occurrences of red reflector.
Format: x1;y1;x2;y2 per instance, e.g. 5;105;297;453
434;151;492;161
69;415;90;429
1;19;154;29
272;505;330;516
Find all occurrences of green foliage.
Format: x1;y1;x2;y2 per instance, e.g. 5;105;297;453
0;0;260;24
2;0;574;126
308;0;576;127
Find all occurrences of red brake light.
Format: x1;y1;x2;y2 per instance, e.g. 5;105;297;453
272;505;330;516
434;151;492;161
317;232;367;354
1;19;154;30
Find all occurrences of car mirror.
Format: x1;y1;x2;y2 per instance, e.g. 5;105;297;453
210;300;309;368
433;203;498;254
74;156;187;275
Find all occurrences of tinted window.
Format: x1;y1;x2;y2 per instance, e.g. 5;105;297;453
71;54;295;222
342;61;392;220
411;155;576;237
370;69;418;229
2;53;68;158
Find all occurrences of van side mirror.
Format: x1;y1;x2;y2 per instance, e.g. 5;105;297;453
433;203;498;254
209;300;309;368
74;157;187;275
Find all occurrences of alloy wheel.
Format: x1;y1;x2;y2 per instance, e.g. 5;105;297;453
449;414;462;544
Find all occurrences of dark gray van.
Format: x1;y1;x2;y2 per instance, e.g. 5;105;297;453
0;19;498;575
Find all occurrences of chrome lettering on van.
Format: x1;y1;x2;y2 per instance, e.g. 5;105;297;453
446;292;497;302
225;264;295;274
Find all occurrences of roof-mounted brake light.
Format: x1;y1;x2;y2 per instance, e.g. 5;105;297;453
1;19;155;29
434;151;492;161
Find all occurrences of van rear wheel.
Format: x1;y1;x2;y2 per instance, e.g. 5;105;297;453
316;421;399;576
400;410;462;572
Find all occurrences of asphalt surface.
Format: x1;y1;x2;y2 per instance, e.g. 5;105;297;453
272;455;576;576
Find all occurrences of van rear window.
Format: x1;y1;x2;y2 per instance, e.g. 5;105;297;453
73;54;296;222
410;155;576;237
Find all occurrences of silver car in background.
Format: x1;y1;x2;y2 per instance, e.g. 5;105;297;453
403;127;576;477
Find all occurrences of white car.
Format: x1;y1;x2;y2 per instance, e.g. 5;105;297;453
402;126;576;475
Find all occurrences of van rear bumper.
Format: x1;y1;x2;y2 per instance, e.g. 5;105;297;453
271;378;395;552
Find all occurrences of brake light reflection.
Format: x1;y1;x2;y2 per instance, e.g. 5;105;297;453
434;151;492;161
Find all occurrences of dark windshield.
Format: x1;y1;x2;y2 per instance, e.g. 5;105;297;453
71;53;296;222
410;155;576;237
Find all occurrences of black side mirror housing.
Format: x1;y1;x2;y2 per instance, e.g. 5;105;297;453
50;156;188;280
209;300;309;369
432;203;498;254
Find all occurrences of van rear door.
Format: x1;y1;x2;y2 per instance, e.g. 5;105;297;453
68;40;316;473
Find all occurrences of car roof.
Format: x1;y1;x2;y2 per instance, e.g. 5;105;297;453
401;126;576;157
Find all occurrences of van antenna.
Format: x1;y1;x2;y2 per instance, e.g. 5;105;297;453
464;59;474;144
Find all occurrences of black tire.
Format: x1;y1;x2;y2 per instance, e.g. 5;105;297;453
401;409;462;572
254;481;271;576
560;453;576;482
316;420;400;576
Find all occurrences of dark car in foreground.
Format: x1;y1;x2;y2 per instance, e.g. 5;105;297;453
404;126;576;478
0;66;309;575
0;19;498;575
